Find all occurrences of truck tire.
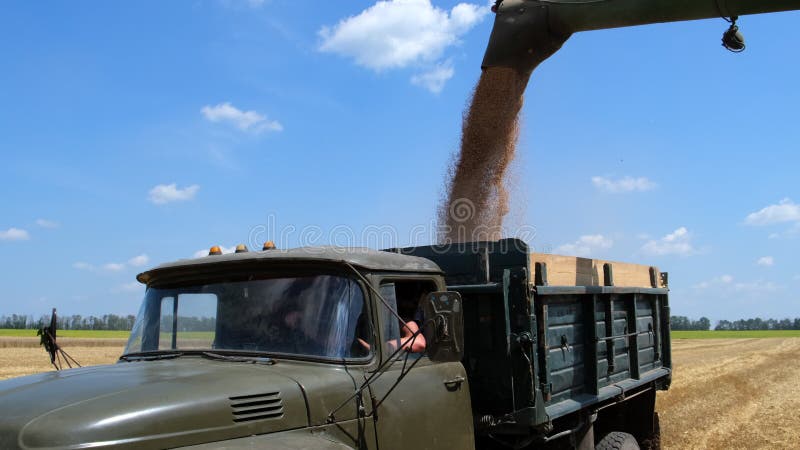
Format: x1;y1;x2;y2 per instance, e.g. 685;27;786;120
596;432;640;450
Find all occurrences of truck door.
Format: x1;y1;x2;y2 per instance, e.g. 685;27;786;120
369;280;475;450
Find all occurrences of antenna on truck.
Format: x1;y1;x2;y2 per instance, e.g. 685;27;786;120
37;308;81;371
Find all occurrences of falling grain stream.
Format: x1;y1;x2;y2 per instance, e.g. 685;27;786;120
441;67;530;242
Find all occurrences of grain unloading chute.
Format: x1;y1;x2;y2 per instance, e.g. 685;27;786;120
483;0;800;74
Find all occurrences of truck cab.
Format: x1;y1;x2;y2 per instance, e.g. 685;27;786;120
0;245;474;450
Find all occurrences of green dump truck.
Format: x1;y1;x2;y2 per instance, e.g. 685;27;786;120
0;239;670;449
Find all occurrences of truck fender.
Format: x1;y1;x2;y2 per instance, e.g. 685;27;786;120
176;428;357;450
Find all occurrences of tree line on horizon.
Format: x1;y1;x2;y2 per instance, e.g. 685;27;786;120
3;313;800;332
0;313;214;332
670;315;800;331
0;314;136;331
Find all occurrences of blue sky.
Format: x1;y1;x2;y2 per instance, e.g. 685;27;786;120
1;1;798;322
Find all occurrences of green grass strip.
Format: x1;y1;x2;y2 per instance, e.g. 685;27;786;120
0;329;131;339
672;330;800;339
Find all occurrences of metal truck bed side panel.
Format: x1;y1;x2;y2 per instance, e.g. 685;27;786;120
389;239;672;430
538;288;671;420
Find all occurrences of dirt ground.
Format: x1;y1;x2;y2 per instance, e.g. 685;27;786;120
0;337;125;380
656;337;800;449
1;337;798;449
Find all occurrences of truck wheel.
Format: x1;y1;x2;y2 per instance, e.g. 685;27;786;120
596;432;640;450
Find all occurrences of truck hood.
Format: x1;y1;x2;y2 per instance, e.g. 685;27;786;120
0;358;308;450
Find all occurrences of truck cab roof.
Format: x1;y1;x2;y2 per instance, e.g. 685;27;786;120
136;246;443;285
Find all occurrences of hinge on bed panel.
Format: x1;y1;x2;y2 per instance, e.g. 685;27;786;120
541;382;552;402
603;263;614;287
480;247;491;284
535;262;548;286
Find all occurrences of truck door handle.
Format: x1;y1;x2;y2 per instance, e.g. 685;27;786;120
444;376;465;391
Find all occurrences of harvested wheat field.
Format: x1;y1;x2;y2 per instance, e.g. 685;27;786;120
1;337;799;449
657;337;800;449
0;337;124;380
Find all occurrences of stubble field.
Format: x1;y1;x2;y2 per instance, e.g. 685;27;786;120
1;336;798;449
656;337;800;449
0;337;125;380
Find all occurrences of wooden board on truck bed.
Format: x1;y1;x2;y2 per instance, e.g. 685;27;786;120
531;253;664;288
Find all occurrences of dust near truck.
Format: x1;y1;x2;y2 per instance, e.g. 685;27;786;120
1;239;671;449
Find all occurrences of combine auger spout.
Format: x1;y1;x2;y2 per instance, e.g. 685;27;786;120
483;0;800;74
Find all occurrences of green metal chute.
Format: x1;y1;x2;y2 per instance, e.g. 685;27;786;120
482;0;800;74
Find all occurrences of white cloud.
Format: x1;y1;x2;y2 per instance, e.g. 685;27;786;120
218;0;267;8
35;219;59;229
73;262;94;271
318;0;488;90
694;274;734;289
128;254;150;267
0;228;30;241
591;176;657;193
756;256;774;267
764;223;800;240
74;253;148;272
745;198;800;226
693;274;778;292
103;263;126;272
118;281;144;293
148;183;200;205
410;60;454;93
555;234;613;257
201;102;283;133
641;227;696;256
719;274;734;284
732;280;780;292
193;245;237;258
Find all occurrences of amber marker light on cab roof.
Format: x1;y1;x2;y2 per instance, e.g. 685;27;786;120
262;241;276;250
208;246;222;256
235;244;248;253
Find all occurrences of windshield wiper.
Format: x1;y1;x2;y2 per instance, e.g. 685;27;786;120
119;351;184;362
120;351;274;365
200;351;274;365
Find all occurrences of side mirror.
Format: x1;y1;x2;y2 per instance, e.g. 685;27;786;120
423;291;464;362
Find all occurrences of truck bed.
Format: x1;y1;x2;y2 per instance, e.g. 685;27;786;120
392;239;672;434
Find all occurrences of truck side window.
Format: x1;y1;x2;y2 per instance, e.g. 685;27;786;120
159;297;175;350
175;293;217;349
379;283;402;353
347;284;373;359
158;294;217;350
380;280;437;355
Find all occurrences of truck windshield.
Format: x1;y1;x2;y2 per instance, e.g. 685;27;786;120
123;274;371;360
